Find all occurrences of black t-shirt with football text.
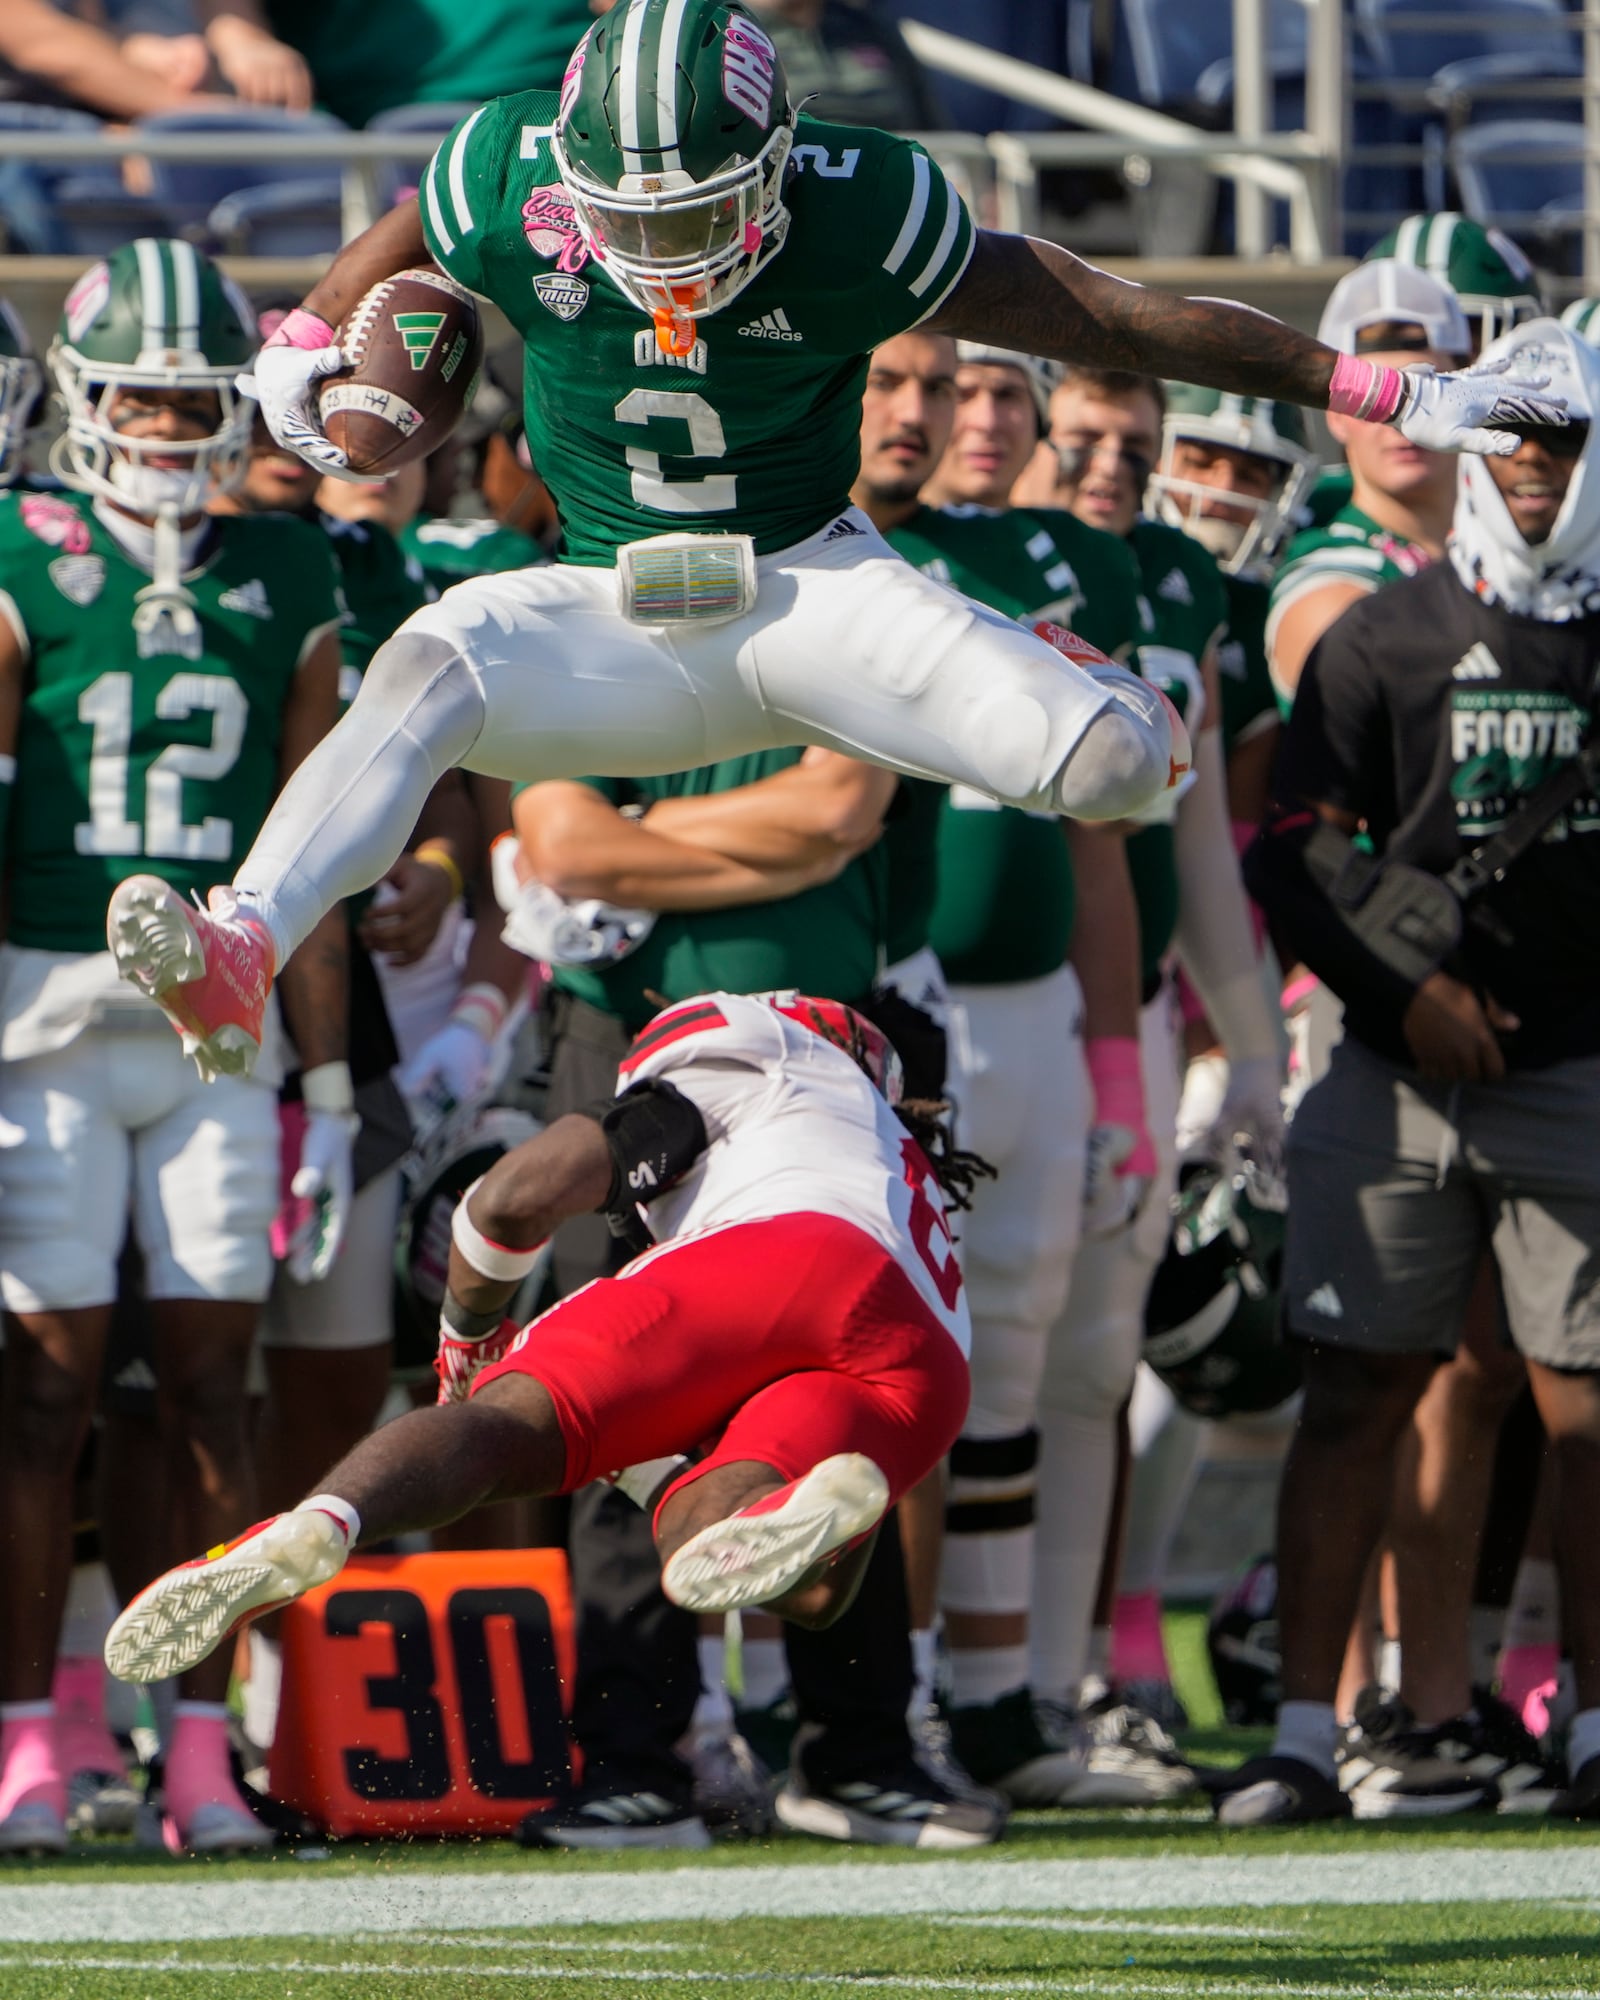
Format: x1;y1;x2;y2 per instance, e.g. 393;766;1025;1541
1278;561;1600;1069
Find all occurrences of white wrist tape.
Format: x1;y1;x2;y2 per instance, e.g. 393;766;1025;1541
452;1176;546;1283
451;981;509;1043
301;1060;355;1115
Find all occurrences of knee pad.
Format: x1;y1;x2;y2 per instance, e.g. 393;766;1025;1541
943;1428;1038;1616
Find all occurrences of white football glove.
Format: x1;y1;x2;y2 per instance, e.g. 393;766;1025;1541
1214;1055;1286;1182
397;1019;494;1126
1082;1122;1152;1240
237;339;364;479
1392;357;1567;457
286;1105;358;1284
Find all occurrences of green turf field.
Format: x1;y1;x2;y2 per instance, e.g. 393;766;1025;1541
2;1611;1590;2000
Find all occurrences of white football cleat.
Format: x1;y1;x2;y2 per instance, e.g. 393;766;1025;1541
105;1509;350;1685
661;1454;889;1614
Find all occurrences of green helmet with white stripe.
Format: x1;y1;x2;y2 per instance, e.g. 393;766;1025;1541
0;300;43;490
1560;297;1600;348
1149;385;1318;577
1367;213;1543;351
552;0;796;333
48;237;256;515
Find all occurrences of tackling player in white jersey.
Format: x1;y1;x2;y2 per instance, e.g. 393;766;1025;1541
105;992;986;1685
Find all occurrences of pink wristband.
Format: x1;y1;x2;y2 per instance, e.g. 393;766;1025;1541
265;307;337;351
1084;1035;1158;1176
1328;352;1405;425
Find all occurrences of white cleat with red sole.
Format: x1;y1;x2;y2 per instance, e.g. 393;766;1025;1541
661;1454;889;1615
106;876;274;1081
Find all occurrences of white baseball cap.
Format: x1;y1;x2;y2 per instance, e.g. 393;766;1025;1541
1317;260;1471;358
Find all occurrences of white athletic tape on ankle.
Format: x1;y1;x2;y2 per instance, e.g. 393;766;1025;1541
452;1178;546;1283
301;1494;361;1544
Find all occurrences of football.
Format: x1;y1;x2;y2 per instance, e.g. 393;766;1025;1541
319;267;484;477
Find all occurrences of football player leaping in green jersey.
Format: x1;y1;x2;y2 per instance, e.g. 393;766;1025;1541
106;0;1567;1082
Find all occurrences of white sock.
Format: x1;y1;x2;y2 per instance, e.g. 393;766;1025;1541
1566;1704;1600;1782
948;1643;1028;1709
1272;1699;1340;1781
909;1628;938;1716
1028;1403;1118;1708
1468;1603;1505;1687
736;1638;788;1713
301;1494;361;1545
1502;1559;1559;1653
1378;1636;1402;1694
693;1634;733;1736
242;1630;282;1753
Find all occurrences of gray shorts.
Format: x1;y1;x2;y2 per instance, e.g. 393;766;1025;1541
1284;1038;1600;1371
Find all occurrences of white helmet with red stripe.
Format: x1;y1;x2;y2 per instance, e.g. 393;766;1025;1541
618;990;904;1106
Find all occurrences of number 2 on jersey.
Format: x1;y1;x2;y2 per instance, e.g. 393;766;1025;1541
615;389;738;515
74;669;248;862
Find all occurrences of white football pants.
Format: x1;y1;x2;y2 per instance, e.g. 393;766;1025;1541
235;513;1120;964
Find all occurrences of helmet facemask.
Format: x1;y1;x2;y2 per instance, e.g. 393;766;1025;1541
49;351;253;519
1150;415;1317;577
556;120;793;328
0;355;43;491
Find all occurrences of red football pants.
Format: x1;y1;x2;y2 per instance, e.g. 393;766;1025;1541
472;1212;969;1504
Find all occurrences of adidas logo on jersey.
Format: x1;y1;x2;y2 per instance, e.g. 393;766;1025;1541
738;308;801;342
632;328;707;374
219;578;273;620
1304;1282;1344;1319
1451;643;1502;681
1157;567;1194;606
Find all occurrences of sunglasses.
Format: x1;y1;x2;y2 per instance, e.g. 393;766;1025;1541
1504;420;1590;458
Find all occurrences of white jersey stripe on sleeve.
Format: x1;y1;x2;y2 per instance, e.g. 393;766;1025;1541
446;106;488;241
909;179;965;298
882;151;931;276
422;153;455;255
0;589;29;663
911;219;975;325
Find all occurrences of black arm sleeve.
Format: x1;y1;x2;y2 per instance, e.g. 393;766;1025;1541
578;1078;709;1212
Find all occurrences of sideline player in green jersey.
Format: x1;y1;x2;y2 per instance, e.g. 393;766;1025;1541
1268;263;1470;716
108;0;1562;1084
0;239;354;1856
855;330;1188;1808
1018;358;1286;1746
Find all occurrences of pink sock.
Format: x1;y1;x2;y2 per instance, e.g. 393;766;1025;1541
1499;1643;1560;1738
1112;1591;1172;1686
163;1710;253;1832
0;1710;64;1821
52;1655;125;1778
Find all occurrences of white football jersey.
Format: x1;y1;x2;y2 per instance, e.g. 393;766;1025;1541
617;993;970;1356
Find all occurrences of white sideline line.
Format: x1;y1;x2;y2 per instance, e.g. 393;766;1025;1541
936;1917;1294;1939
0;1847;1597;1943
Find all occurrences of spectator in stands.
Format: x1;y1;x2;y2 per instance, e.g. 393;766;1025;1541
100;0;313;108
257;0;594;125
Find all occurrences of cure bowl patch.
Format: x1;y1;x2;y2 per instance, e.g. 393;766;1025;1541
533;272;590;321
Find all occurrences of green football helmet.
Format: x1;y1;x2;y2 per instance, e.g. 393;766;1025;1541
0;300;43;490
1148;386;1318;577
1560;297;1600;348
553;0;796;335
1367;213;1543;351
1142;1157;1300;1420
49;237;257;515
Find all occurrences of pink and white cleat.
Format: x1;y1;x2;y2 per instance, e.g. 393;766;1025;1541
106;877;274;1080
661;1454;889;1615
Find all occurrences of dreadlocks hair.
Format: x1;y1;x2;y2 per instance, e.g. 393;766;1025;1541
895;1099;997;1214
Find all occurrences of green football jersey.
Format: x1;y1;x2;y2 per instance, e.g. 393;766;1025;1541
1215;573;1279;760
1267;501;1436;716
319;512;429;693
419;96;975;564
1304;463;1354;530
1;491;341;953
1125;519;1227;988
884;504;1148;987
547;751;887;1032
399;514;546;593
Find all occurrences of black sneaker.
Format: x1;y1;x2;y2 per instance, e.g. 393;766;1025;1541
774;1724;1006;1848
1463;1688;1563;1815
1550;1751;1600;1821
947;1686;1113;1806
1214;1753;1353;1826
516;1787;712;1850
1339;1703;1498;1819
